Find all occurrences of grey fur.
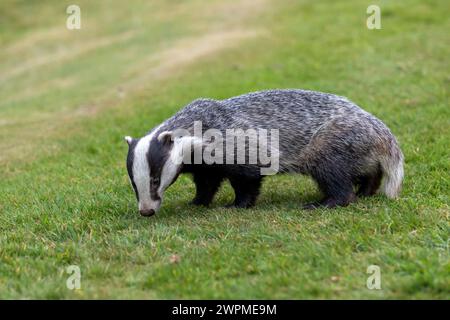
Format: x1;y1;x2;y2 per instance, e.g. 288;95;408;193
127;89;404;211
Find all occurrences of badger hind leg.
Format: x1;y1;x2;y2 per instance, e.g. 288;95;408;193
228;176;262;208
300;116;387;209
303;168;357;209
191;172;224;206
356;167;383;197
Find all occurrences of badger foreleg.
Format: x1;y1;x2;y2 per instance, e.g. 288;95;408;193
191;172;224;206
228;176;262;208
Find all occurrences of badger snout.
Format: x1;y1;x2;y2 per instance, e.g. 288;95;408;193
140;208;155;217
138;199;161;217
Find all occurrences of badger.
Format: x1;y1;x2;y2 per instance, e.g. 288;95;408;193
125;89;404;216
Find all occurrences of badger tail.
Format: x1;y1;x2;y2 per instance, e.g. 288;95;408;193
379;140;404;199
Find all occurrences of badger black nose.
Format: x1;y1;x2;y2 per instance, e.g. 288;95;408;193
140;209;155;217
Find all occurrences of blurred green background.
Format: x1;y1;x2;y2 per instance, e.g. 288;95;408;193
0;0;448;298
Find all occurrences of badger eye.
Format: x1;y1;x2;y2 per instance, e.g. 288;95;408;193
152;177;160;185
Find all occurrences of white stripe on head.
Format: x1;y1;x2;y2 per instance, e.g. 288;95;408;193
158;149;181;196
132;125;162;211
157;135;201;195
156;135;184;197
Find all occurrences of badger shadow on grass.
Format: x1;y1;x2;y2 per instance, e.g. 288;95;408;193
158;189;325;219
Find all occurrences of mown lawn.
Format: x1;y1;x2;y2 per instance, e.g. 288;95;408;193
0;0;448;299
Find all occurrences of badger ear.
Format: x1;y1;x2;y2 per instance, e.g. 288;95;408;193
157;131;173;145
124;136;133;146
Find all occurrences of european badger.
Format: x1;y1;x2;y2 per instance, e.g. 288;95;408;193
125;89;403;216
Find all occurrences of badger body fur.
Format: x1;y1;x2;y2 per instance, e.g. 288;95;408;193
125;89;404;216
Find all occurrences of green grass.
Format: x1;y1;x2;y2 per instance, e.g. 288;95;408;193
0;0;449;299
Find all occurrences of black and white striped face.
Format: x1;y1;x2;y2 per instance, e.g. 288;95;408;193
125;131;183;217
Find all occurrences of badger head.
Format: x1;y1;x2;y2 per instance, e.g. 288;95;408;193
125;130;198;217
